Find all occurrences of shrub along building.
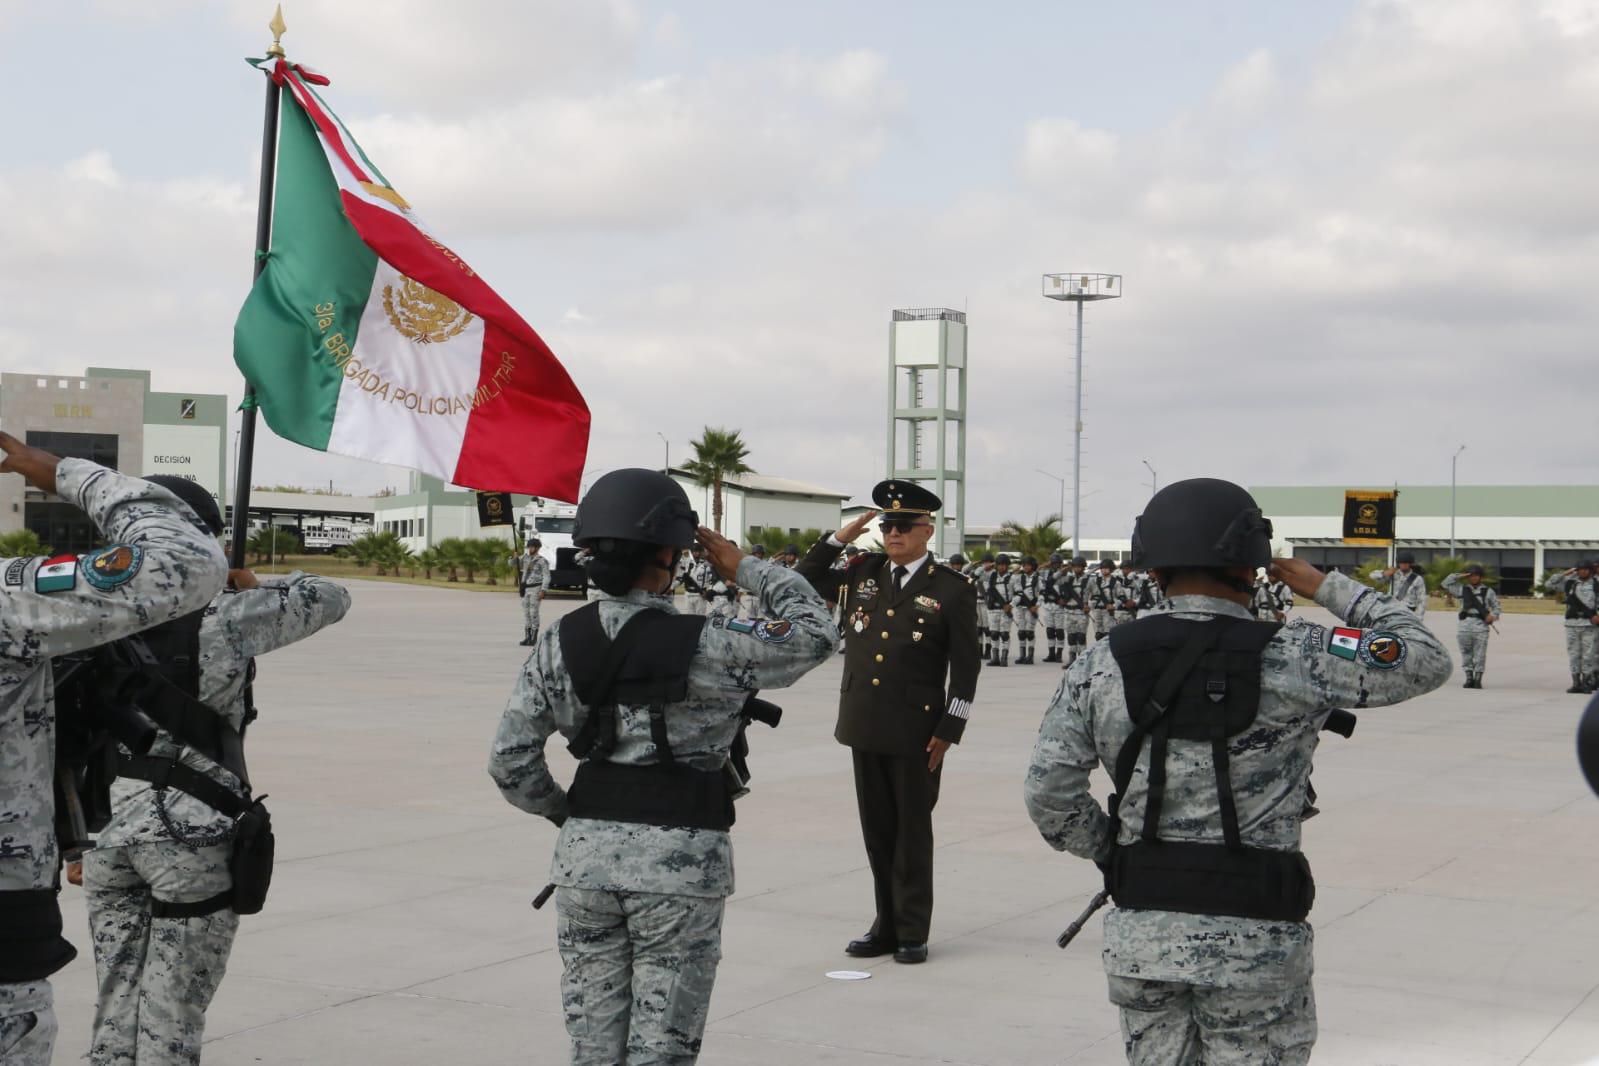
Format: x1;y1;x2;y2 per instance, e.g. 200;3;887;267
1252;485;1599;595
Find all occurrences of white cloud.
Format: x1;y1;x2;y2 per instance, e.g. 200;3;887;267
4;0;1598;528
344;49;905;233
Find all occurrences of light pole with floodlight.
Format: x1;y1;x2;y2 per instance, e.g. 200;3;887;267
1450;444;1465;558
657;432;670;473
1035;468;1065;528
1141;459;1157;497
1043;273;1122;556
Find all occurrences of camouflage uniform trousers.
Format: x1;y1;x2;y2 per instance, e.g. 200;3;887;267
1108;975;1316;1065
1091;608;1113;642
1063;611;1090;665
1565;622;1599;676
0;982;56;1066
1040;603;1065;656
83;840;238;1065
1457;617;1491;674
556;886;724;1066
522;590;543;639
986;608;1012;657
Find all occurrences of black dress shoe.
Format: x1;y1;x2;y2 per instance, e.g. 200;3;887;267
845;935;897;958
893;942;928;964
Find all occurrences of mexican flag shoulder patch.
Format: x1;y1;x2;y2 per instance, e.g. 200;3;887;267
36;554;79;594
1327;627;1361;661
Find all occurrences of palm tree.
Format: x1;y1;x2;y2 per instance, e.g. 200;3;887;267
416;546;446;580
747;527;827;557
682;427;754;534
465;539;507;585
247;527;302;564
997;516;1065;562
437;537;482;582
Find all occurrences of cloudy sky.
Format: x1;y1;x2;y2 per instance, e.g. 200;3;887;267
1;0;1595;536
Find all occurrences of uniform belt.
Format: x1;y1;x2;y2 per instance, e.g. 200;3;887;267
119;754;250;818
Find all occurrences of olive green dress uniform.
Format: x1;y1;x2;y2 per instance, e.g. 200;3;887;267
796;484;980;950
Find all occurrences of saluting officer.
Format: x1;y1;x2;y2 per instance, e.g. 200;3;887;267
983;555;1016;667
1061;557;1092;667
489;470;837;1063
796;481;980;965
1087;559;1118;641
1368;552;1428;617
1545;561;1599;693
0;433;227;1066
1039;554;1066;663
1441;564;1499;688
1012;556;1041;664
1026;479;1451;1063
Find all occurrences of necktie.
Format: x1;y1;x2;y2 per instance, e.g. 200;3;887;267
894;565;908;591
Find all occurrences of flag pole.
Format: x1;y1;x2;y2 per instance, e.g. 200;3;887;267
229;5;287;569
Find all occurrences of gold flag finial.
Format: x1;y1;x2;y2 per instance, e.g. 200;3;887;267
266;4;287;58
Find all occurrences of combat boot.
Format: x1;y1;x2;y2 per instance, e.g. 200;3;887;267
994;648;1008;668
1463;672;1474;689
1476;672;1485;689
1569;674;1586;694
1587;673;1599;694
983;644;992;663
520;630;534;647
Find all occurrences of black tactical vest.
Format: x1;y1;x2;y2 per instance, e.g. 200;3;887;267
1459;583;1488;621
560;602;733;830
1566;578;1596;621
1104;614;1315;923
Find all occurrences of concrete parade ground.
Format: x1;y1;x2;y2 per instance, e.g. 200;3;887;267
47;578;1599;1065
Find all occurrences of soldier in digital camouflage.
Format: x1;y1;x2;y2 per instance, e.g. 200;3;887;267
1545;561;1599;693
1025;478;1450;1064
1441;564;1499;689
0;433;227;1066
80;476;351;1066
514;537;552;646
488;469;836;1064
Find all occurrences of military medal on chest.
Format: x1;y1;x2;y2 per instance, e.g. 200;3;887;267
850;607;869;634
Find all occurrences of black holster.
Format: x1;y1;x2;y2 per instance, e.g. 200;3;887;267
0;889;77;981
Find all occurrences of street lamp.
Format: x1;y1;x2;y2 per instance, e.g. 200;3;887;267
1141;459;1157;496
656;432;670;473
1035;468;1065;528
1043;272;1123;556
1450;444;1465;558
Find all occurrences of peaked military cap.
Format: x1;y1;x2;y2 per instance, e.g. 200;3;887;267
873;480;941;519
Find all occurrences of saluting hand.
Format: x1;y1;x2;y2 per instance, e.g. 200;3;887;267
696;527;745;582
0;431;61;495
1269;557;1326;600
835;510;878;545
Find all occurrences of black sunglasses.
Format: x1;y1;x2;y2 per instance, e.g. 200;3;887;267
879;519;928;534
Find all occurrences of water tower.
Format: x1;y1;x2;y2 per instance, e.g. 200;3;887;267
887;308;966;558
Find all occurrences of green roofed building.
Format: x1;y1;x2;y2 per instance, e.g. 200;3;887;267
0;368;228;553
1251;485;1599;595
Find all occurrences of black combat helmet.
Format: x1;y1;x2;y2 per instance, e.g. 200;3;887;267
995;554;1011;567
144;475;224;535
572;468;698;549
1049;553;1064;564
784;544;800;556
1021;555;1037;568
949;553;967;566
1130;478;1273;571
1071;556;1087;566
1397;551;1416;566
1465;564;1485;577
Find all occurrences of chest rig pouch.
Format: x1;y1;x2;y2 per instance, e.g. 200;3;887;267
561;603;733;830
1104;614;1315;923
1459;584;1488;620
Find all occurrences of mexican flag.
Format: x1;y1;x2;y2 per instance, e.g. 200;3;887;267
233;59;589;500
1328;627;1362;661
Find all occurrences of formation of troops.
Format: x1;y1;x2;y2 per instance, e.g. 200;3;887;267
3;430;1598;1066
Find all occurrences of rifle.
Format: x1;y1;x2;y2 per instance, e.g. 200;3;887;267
1057;889;1111;949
